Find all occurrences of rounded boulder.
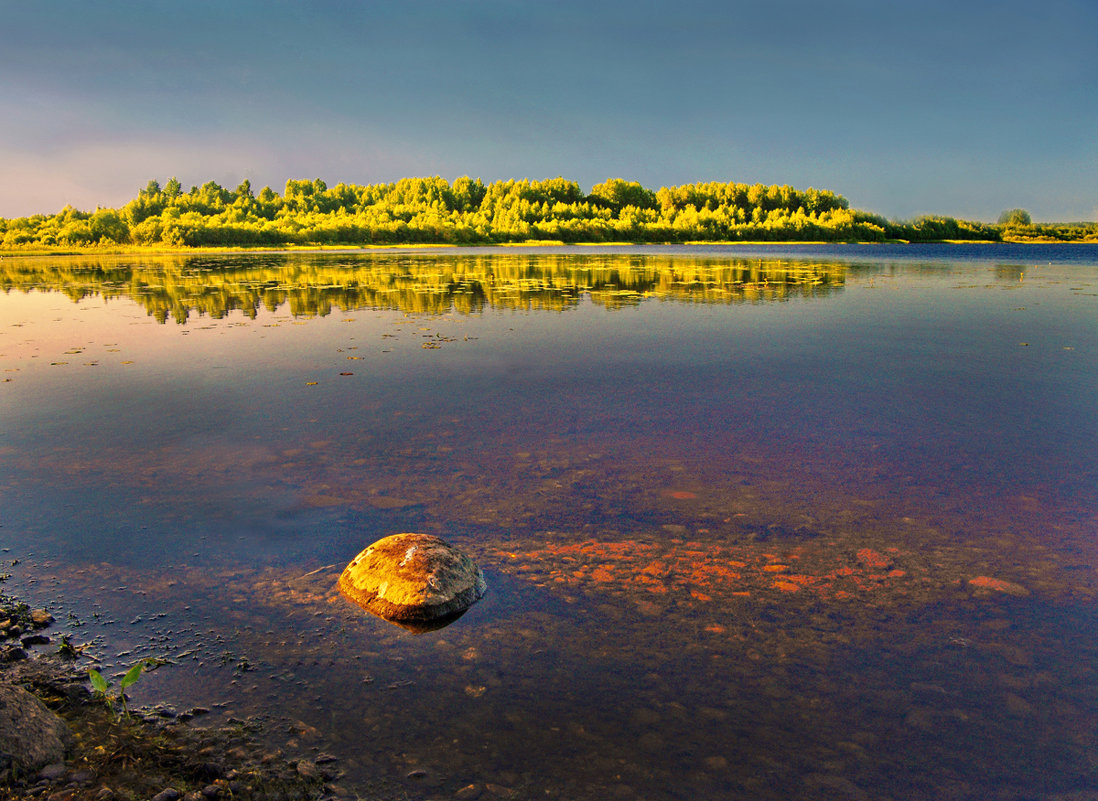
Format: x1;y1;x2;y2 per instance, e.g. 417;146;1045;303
338;533;487;632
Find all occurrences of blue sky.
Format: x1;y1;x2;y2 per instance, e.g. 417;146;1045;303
1;0;1095;221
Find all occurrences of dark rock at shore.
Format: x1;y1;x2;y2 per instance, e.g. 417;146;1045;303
0;646;27;663
0;682;74;777
338;533;487;633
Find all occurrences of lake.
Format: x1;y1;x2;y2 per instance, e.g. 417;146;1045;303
2;243;1098;800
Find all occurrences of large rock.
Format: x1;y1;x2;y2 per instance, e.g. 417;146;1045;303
0;682;73;778
338;534;487;632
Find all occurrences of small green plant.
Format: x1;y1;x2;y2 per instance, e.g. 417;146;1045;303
88;660;149;719
57;634;82;659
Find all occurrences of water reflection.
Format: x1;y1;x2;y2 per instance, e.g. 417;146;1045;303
3;247;1098;800
0;252;845;322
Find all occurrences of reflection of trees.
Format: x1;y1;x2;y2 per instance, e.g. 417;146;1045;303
993;264;1026;282
0;253;846;323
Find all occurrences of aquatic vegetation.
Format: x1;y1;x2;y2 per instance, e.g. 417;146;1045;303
88;660;150;720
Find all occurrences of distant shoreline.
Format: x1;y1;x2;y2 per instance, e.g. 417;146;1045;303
11;177;1093;251
6;237;1095;258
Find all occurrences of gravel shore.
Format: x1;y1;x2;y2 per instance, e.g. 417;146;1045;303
1;594;343;801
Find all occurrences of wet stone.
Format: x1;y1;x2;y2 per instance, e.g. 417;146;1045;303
296;759;320;780
338;533;487;632
68;769;95;785
38;763;68;781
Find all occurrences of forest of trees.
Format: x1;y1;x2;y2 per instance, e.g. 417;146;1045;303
0;176;1087;250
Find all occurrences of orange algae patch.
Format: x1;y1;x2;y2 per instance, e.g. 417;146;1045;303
784;575;817;587
590;567;615;583
969;576;1030;596
484;536;936;607
856;548;892;569
667;491;698;499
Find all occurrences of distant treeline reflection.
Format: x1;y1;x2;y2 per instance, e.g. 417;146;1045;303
2;254;846;322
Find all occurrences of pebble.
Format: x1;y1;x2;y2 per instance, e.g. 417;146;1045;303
703;755;728;771
295;759;320;780
455;784;483;800
38;763;68;781
1004;693;1035;716
152;790;181;801
69;770;95;786
803;773;869;800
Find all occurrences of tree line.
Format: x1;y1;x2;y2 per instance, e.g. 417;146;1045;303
0;176;1086;249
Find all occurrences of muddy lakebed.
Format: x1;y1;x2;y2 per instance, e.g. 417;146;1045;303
2;243;1098;800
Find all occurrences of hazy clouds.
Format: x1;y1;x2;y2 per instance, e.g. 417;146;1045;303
2;0;1094;220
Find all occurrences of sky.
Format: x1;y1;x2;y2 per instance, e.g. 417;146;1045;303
1;0;1095;222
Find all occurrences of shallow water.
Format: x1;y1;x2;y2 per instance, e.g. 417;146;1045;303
2;245;1098;800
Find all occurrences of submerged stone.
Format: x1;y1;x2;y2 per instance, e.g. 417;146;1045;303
338;533;487;632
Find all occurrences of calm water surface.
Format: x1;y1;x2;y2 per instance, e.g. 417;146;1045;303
2;245;1098;800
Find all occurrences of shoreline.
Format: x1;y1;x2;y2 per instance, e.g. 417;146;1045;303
0;591;351;801
2;237;1093;259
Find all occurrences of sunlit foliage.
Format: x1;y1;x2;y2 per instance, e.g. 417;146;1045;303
5;176;1087;250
